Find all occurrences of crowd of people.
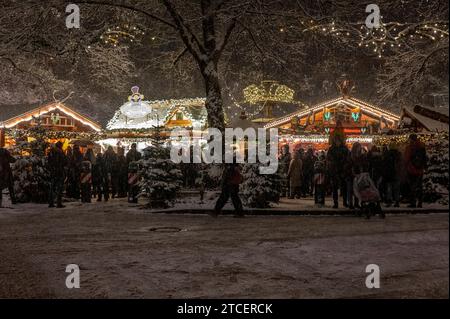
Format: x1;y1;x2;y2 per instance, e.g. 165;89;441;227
46;142;142;208
0;134;428;213
279;133;428;210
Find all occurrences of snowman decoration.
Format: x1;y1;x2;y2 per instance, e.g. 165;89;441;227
120;86;152;120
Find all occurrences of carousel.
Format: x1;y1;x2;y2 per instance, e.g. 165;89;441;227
98;86;208;152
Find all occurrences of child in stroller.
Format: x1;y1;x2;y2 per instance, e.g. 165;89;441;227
353;172;385;219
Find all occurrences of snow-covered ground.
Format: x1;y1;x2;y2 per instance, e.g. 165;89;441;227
0;198;448;298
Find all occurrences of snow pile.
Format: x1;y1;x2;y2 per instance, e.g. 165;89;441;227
241;164;281;208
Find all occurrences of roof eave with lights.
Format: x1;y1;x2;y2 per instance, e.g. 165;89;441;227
263;96;401;129
3;102;103;132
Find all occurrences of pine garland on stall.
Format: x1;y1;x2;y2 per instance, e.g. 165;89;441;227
240;163;281;208
423;135;449;205
139;145;182;208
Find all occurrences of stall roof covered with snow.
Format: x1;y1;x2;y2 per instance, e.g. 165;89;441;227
400;105;449;132
0;102;102;132
264;77;400;137
107;86;207;131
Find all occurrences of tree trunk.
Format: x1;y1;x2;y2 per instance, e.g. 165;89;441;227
202;61;225;131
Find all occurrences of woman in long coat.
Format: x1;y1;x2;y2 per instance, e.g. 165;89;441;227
287;151;303;199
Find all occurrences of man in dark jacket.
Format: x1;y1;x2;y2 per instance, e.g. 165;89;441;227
213;162;244;217
404;134;427;208
126;143;142;164
92;153;108;201
104;146;119;198
302;148;317;197
0;147;16;207
47;141;67;208
327;138;350;208
382;142;402;207
117;147;128;198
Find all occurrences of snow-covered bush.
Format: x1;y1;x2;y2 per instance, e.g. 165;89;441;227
240;163;281;208
423;134;449;205
139;146;182;208
12;155;50;203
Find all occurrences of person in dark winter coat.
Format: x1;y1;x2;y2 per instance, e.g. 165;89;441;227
327;138;350;208
80;160;92;203
70;145;84;200
92;153;108;201
367;145;384;196
344;142;368;209
0;147;16;207
278;144;291;197
382;142;402;207
313;152;326;206
213;162;244;217
126;143;142;164
117;147;128;198
103;146;118;199
287;151;303;199
47;141;67;208
404;134;427;208
302;148;317;197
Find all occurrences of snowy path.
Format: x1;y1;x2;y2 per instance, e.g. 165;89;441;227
0;199;448;298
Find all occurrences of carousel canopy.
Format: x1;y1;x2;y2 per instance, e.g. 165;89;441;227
107;87;208;130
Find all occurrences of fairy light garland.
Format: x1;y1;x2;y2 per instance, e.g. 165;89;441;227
100;24;146;46
301;18;448;58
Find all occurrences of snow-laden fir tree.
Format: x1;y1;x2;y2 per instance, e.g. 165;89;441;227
10;129;50;203
423;134;449;205
240;163;281;208
139;145;182;208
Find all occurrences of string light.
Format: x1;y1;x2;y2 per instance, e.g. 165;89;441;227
303;18;449;57
101;24;146;46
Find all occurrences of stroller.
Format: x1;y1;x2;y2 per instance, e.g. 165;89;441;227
353;173;385;219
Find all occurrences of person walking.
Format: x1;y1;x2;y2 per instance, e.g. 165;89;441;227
47;141;67;208
0;147;16;207
404;134;427;208
287;151;303;199
327;137;350;208
382;142;402;207
213;162;244;217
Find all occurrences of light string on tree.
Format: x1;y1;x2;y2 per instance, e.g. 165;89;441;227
100;24;146;46
297;18;449;58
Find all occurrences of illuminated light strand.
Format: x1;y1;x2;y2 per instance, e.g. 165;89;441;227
303;19;449;57
264;97;400;129
4;103;102;132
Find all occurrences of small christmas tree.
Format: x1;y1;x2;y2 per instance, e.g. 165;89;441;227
240;163;281;208
423;133;449;205
10;126;50;203
139;144;182;208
